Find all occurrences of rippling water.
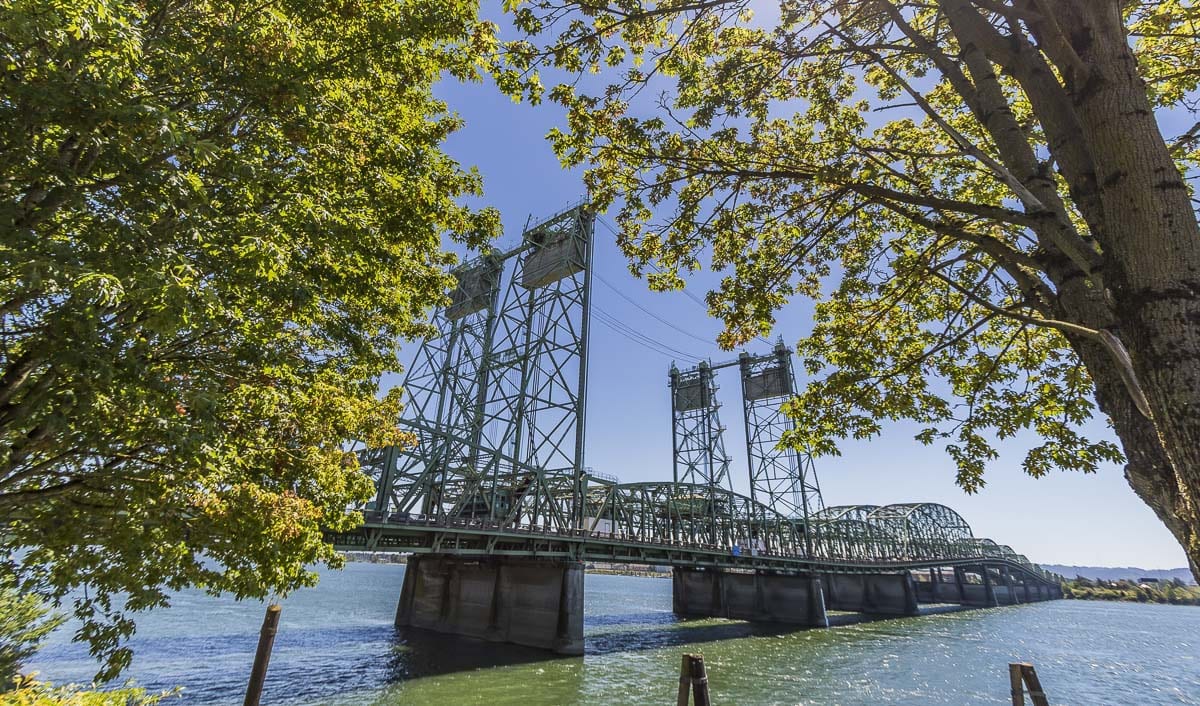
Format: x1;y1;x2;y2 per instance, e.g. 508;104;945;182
30;563;1200;704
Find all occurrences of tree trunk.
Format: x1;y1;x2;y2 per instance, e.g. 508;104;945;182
1053;0;1200;580
1072;333;1200;582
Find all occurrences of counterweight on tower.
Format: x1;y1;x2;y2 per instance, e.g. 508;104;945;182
362;204;594;532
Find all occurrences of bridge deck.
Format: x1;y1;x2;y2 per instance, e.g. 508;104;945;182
329;517;1053;582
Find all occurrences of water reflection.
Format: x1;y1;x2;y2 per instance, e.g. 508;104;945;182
385;629;573;681
28;566;1200;705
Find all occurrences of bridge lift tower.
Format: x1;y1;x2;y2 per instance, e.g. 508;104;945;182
672;344;824;553
364;204;594;534
739;343;824;553
670;361;733;490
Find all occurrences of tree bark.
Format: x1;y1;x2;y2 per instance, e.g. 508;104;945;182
1050;0;1200;580
1070;330;1200;582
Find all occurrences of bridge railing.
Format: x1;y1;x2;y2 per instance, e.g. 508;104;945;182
359;500;1057;581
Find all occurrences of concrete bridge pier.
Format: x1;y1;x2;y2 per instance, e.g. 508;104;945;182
820;572;921;616
955;566;1000;607
395;554;584;655
915;567;969;604
671;568;829;627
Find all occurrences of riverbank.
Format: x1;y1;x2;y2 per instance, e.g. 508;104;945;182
1062;577;1200;606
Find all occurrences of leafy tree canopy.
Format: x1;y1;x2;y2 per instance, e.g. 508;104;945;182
499;0;1200;577
1;0;499;679
0;581;64;687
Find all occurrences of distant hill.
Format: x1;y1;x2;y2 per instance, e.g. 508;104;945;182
1043;565;1195;584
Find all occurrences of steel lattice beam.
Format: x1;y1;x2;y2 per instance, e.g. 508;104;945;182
739;342;824;556
365;204;594;533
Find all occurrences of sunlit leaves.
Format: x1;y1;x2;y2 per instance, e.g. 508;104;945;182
499;0;1197;494
0;0;499;681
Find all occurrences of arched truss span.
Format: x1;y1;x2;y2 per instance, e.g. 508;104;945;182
807;503;1049;579
579;494;1050;577
580;482;805;556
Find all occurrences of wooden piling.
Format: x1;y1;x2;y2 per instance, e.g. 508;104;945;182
1008;662;1049;706
677;654;691;706
1009;663;1024;706
1019;663;1049;706
243;603;281;706
676;653;711;706
689;654;711;706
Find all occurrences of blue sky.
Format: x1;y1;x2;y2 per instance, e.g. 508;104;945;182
384;30;1190;570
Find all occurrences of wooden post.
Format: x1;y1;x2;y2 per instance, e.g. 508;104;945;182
244;604;281;706
677;653;712;706
1009;663;1024;706
689;654;710;706
1019;663;1049;706
1009;662;1050;706
677;654;691;706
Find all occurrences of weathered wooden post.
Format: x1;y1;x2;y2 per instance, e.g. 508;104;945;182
689;654;710;706
1009;663;1024;706
676;654;692;706
676;653;711;706
1009;662;1049;706
1020;663;1049;706
244;603;282;706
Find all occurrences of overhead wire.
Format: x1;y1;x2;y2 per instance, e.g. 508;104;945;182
591;303;703;364
594;273;721;350
593;214;774;346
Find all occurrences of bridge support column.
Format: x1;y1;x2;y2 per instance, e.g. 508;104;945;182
672;568;828;627
917;567;967;604
915;569;936;603
820;572;920;616
934;567;967;603
956;566;999;607
992;567;1015;605
396;554;583;655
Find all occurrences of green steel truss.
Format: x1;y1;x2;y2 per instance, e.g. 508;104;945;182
670;362;732;489
351;202;1056;585
475;205;594;530
362;204;594;532
362;253;503;518
738;343;824;550
668;362;733;544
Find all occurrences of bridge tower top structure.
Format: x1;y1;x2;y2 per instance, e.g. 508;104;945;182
364;203;594;532
738;342;824;529
669;360;732;490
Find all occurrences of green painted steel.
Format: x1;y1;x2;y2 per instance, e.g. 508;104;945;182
360;203;594;531
350;201;1059;592
738;343;823;556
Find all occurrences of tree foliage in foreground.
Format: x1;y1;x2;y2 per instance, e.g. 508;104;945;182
0;582;64;687
501;0;1200;577
0;0;499;679
3;677;166;705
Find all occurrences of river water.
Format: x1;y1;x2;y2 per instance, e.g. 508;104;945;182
30;563;1200;704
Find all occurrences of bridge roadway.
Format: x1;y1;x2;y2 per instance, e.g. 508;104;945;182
329;508;1064;656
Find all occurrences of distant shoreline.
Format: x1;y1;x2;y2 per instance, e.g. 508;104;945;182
1062;578;1200;606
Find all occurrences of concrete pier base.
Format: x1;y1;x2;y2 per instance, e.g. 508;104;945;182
672;568;829;627
395;554;584;655
916;568;970;604
821;572;920;616
956;566;999;607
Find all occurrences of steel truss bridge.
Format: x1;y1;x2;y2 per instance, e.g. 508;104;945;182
330;203;1061;654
